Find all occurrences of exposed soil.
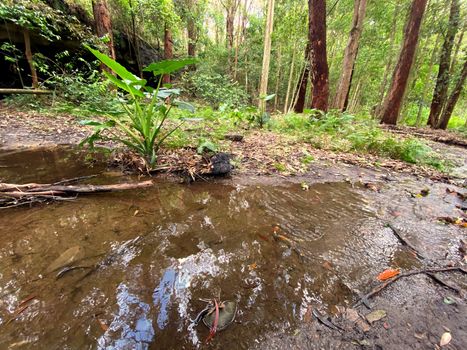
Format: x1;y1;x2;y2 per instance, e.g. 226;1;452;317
1;106;466;185
0;107;466;350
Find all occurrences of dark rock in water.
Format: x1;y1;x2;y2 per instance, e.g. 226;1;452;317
224;134;244;142
209;153;233;176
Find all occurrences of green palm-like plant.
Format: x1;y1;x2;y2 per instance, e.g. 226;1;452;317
80;46;196;167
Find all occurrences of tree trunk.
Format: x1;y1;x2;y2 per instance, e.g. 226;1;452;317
427;0;460;127
187;17;196;57
374;3;400;116
294;43;311;113
92;0;116;60
128;0;142;77
309;0;329;112
23;29;38;89
380;0;427;125
449;26;464;75
437;58;467;129
332;0;367;111
284;47;296;114
163;25;173;84
415;34;440;126
273;45;282;110
258;0;275;109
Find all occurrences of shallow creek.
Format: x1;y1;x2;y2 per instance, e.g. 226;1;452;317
0;147;464;349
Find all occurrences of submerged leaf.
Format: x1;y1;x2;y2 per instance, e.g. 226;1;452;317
440;332;452;346
365;309;387;324
46;246;84;274
377;268;400;281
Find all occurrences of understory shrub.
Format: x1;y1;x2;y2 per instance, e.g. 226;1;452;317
182;70;249;109
271;112;447;170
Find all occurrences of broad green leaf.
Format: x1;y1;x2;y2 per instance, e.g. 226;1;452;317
157;88;180;99
174;100;195;113
85;45;139;82
143;58;197;76
264;94;276;101
104;71;144;97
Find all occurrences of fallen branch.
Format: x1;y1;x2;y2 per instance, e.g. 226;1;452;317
354;266;467;308
386;223;427;260
426;272;462;295
0;180;153;208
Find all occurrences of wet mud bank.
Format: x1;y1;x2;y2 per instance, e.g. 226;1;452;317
0;147;466;349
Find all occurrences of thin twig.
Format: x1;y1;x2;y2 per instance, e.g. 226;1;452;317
426;272;462;295
386;223;428;260
354;266;466;307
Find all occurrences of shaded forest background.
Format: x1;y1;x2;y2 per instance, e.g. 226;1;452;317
0;0;466;130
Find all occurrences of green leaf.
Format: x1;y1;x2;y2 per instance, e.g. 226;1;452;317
104;71;144;97
264;94;276;101
85;45;140;83
157;88;181;99
143;58;197;76
174;100;195;113
197;140;218;154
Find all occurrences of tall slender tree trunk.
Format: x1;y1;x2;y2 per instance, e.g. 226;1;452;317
309;0;329;112
23;29;38;89
273;45;282;110
294;43;311;113
380;0;427;125
92;0;116;60
437;58;467;129
449;26;464;75
427;0;460;127
415;34;440;126
128;0;142;77
258;0;275;108
162;25;173;84
375;3;400;116
187;18;196;57
332;0;367;111
284;47;296;114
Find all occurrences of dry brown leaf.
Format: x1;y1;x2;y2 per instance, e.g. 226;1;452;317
440;332;452;347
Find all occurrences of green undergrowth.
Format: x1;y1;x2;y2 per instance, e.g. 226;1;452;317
270;112;449;171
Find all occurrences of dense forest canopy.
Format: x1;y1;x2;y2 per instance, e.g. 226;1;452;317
0;0;466;129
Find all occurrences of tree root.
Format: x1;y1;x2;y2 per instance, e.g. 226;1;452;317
386;223;427;260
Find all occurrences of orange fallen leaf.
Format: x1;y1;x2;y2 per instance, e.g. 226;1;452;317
377;269;400;281
97;319;108;332
248;262;257;270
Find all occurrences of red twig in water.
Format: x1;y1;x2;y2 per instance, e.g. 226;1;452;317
205;299;219;343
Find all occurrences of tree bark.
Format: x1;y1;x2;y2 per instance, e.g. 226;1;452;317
23;29;38;89
437;58;467;129
273;45;282;110
332;0;367;111
380;0;427;125
294;43;311;113
187;17;196;57
258;0;275;109
128;0;142;77
309;0;330;112
92;0;116;60
427;0;460;127
449;26;464;75
284;47;296;113
415;34;440;126
163;25;173;84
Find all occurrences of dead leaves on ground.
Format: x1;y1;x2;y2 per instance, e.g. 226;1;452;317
377;268;400;281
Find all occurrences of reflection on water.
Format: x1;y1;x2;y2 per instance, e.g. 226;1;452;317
98;283;154;350
1;147;445;349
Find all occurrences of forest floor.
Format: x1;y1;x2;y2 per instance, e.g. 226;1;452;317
0;106;466;349
1;105;466;185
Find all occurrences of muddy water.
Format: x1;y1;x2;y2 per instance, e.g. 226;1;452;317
0;147;459;349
